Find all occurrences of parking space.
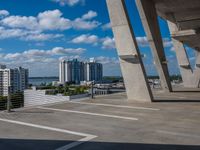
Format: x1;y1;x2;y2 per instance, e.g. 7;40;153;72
0;119;95;150
0;93;200;150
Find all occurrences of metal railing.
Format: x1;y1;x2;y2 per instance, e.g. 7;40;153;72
0;87;24;112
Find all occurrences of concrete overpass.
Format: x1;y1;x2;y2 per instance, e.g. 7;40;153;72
106;0;200;102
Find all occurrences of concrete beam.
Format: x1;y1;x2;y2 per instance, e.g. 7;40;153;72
167;21;199;88
170;29;200;50
136;0;172;92
178;19;200;30
106;0;153;102
174;9;200;22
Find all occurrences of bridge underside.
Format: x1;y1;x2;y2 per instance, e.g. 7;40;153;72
106;0;200;102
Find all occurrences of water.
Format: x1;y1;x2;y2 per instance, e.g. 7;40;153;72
29;77;59;86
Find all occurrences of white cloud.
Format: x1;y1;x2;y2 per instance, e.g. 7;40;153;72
59;55;80;61
71;35;116;49
71;34;99;44
136;36;173;48
81;10;97;20
0;26;63;41
95;56;119;64
102;22;111;30
72;10;100;30
136;37;149;47
101;37;115;49
0;27;27;39
1;16;38;30
1;9;71;31
2;47;86;61
51;0;84;6
72;18;100;30
38;9;71;31
0;10;100;42
0;46;86;77
170;46;175;52
0;10;9;17
95;56;121;76
22;33;64;41
51;47;85;55
163;38;173;47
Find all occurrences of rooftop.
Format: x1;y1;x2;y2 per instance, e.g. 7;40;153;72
0;92;200;150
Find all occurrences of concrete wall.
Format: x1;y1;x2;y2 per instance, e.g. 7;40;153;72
24;89;88;107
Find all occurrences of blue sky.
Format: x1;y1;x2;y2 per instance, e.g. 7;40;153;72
0;0;195;77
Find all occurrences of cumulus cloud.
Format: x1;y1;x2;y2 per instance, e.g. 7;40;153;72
101;37;115;49
0;46;86;76
0;26;63;41
71;34;116;49
73;18;100;30
136;36;173;48
51;47;85;55
4;47;85;60
136;37;149;47
51;0;84;6
1;9;71;31
2;16;38;30
0;9;100;41
95;56;119;64
0;10;9;17
162;38;173;47
38;10;72;31
22;33;64;41
81;10;97;20
72;10;100;30
71;34;99;44
101;22;111;30
0;47;85;64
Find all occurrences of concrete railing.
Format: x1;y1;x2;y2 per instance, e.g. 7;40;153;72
24;89;88;107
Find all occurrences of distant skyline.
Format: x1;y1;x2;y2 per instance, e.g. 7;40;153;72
0;0;196;77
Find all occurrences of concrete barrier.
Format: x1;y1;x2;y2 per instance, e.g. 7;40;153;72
24;89;88;107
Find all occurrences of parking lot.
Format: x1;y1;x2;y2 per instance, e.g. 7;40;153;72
0;92;200;150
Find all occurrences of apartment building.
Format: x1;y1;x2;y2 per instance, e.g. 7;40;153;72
0;66;29;96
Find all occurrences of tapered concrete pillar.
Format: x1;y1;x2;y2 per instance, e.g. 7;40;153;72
167;21;200;88
193;49;200;88
136;0;172;92
106;0;153;102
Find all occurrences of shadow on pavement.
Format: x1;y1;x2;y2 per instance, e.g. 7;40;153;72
0;138;199;150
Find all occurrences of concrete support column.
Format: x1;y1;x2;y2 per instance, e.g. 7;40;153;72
167;21;200;88
193;49;200;87
106;0;152;102
136;0;172;92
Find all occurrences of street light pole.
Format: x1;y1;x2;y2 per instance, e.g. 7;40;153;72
7;86;11;113
91;81;95;99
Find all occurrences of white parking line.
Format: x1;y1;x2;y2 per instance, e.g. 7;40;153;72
0;118;97;150
56;136;95;150
39;107;138;121
69;101;160;111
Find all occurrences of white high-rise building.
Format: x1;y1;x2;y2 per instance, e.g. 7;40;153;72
59;59;85;84
59;58;103;84
0;66;29;96
84;58;103;82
